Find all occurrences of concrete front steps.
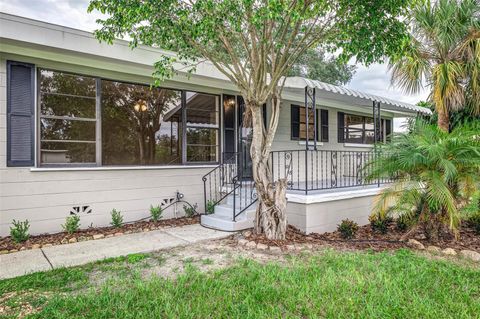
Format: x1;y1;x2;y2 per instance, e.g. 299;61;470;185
201;194;256;231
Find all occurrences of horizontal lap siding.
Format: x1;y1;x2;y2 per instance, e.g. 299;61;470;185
0;59;211;236
0;167;211;235
272;100;343;152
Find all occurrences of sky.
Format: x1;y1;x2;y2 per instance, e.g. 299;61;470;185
1;0;430;129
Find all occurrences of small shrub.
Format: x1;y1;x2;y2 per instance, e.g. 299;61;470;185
62;215;80;234
10;219;30;243
110;209;123;228
396;214;415;232
337;219;359;239
150;205;163;222
466;214;480;235
206;200;216;214
183;203;198;217
369;213;393;234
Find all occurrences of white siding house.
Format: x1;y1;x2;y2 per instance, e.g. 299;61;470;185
0;13;430;236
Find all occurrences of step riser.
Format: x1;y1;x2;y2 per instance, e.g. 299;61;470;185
214;205;256;218
226;195;257;206
201;214;254;231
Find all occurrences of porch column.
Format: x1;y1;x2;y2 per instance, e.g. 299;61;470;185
304;86;317;150
373;101;381;187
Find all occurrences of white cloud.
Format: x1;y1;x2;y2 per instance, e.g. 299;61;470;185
347;63;429;105
0;0;104;31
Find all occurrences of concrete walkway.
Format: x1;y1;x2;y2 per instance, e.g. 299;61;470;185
0;224;231;280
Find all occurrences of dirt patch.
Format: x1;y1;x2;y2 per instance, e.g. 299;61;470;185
245;224;480;252
0;216;200;252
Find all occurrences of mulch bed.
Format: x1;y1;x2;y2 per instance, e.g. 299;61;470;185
0;216;200;252
245;224;480;252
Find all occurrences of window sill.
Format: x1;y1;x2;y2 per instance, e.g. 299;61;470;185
343;143;374;148
30;164;218;172
298;141;324;146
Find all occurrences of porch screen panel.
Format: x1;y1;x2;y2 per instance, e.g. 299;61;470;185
101;80;182;165
7;61;35;167
39;70;97;165
185;92;219;163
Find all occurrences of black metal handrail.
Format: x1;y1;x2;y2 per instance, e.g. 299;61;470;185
202;152;258;220
232;178;257;221
270;149;392;194
202;152;240;213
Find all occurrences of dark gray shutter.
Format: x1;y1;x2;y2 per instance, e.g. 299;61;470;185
337;111;345;143
320;109;328;142
7;61;35;167
291;105;300;140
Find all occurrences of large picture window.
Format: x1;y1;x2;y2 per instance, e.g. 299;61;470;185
101;80;182;165
38;69;219;167
39;70;97;165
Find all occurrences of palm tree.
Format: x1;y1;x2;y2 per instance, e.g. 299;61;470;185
368;120;480;240
390;0;480;131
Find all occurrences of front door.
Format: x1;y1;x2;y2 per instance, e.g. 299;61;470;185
222;95;253;179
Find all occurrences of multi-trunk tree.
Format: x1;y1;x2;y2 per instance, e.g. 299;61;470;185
89;0;410;239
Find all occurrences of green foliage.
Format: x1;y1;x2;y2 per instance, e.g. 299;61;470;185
9;220;30;243
418;100;480;131
369;213;393;234
288;49;356;85
206;200;216;215
150;205;163;222
368;120;480;240
110;209;123;228
62;215;81;234
396;213;416;232
183;203;198;217
337;219;359;239
126;253;148;264
467;214;480;235
88;0;409;85
462;191;480;235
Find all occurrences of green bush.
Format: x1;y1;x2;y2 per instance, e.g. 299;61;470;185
183;203;198;217
337;219;359;239
62;215;81;234
396;214;415;232
369;213;393;234
206;200;215;214
110;209;123;228
466;214;480;235
10;219;30;243
150;205;163;222
367;120;480;240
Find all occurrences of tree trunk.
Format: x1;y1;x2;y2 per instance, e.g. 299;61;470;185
248;98;287;240
437;107;449;132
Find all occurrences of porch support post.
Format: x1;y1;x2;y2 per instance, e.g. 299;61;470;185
373;101;381;187
304;86;317;150
304;86;316;195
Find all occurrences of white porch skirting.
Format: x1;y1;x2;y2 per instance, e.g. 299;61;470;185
286;186;385;234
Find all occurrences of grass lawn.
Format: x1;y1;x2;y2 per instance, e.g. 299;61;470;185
1;249;479;318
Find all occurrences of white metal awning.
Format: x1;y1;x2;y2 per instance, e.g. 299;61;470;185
284;77;432;115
